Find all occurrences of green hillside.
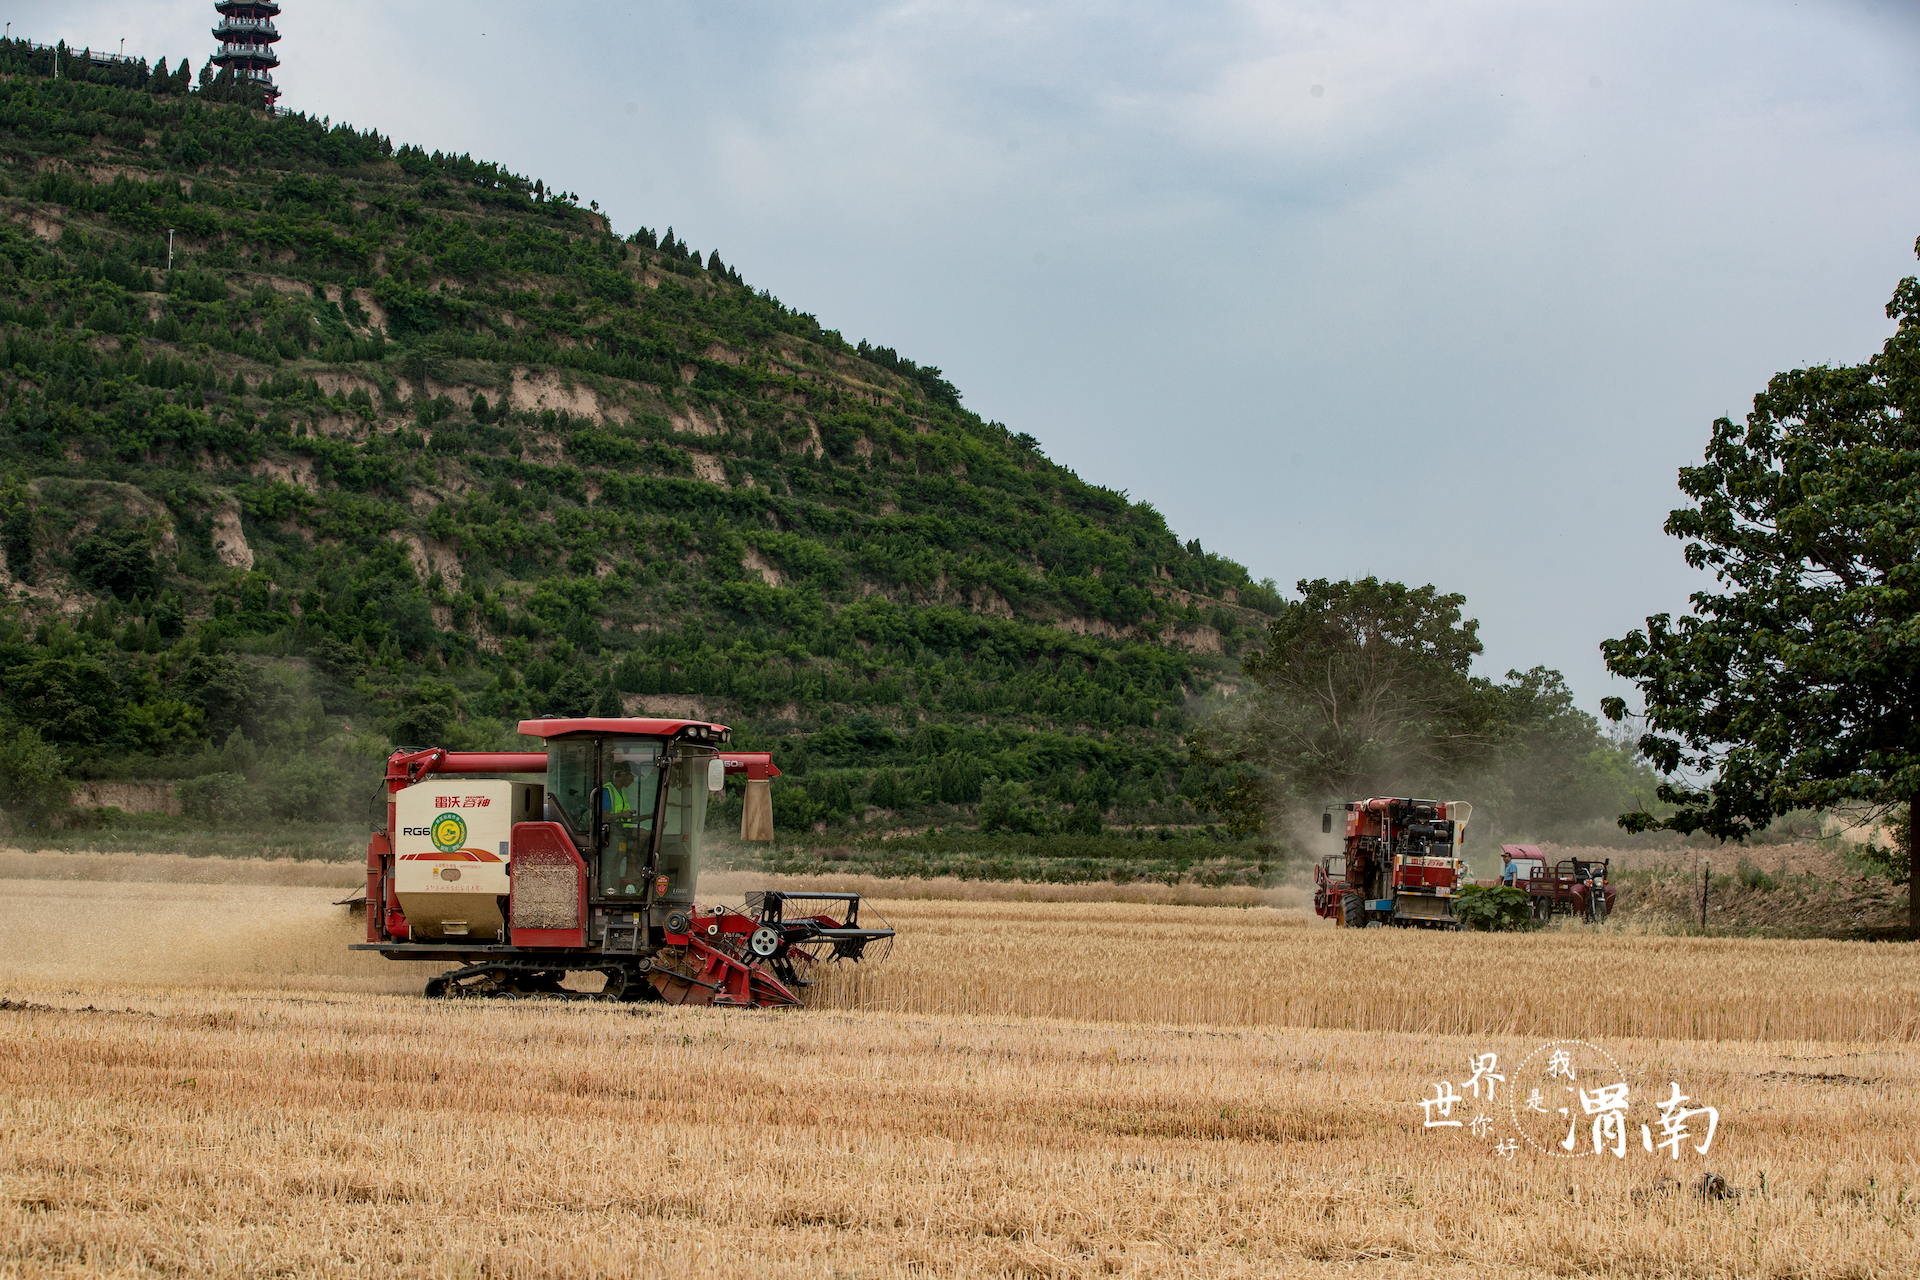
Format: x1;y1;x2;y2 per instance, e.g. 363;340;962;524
0;51;1284;867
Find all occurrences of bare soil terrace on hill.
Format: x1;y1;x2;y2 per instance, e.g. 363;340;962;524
0;857;1915;1277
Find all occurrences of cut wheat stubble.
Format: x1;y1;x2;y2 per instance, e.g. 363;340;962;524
0;873;1914;1277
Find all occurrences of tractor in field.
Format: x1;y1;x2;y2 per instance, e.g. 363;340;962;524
350;716;893;1006
1314;796;1473;928
1500;844;1617;923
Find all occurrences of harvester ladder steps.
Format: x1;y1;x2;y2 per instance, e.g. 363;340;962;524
602;914;644;955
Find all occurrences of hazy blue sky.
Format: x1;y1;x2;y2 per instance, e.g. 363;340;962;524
25;0;1920;711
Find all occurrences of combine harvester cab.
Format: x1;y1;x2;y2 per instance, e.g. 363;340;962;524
351;717;893;1006
1315;797;1472;929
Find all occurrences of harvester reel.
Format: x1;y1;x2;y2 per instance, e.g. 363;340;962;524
777;937;828;984
749;926;781;957
831;936;876;961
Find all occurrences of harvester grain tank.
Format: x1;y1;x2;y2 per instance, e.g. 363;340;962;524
351;717;892;1005
1313;796;1472;929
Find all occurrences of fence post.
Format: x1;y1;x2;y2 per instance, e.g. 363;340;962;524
1700;860;1710;931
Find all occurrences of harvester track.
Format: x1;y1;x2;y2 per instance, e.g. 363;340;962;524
423;959;662;1002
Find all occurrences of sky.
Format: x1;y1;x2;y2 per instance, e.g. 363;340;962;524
24;0;1920;713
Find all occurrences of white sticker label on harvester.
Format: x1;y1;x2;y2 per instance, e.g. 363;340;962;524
394;779;513;898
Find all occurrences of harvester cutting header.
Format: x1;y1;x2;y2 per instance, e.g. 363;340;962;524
352;717;892;1006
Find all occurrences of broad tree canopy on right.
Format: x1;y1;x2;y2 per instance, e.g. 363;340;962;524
1602;242;1920;933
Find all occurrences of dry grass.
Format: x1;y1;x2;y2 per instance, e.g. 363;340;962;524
2;865;1917;1277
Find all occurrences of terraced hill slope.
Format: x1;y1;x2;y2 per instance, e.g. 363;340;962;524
0;59;1286;844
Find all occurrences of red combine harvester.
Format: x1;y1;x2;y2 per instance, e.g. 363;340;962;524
1500;844;1617;923
1313;796;1472;929
350;716;893;1006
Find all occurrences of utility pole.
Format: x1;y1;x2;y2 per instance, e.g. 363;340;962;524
1700;861;1710;931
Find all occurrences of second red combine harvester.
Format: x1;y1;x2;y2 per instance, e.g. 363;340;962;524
350;717;893;1007
1313;796;1472;929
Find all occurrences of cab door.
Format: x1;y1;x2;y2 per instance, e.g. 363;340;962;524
595;741;661;903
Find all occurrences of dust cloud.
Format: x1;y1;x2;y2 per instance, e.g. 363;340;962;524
0;852;414;996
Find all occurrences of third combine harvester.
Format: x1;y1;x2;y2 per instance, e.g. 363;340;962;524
351;716;893;1007
1313;796;1472;929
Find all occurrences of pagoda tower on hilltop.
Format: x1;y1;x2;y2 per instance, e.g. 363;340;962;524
210;0;281;108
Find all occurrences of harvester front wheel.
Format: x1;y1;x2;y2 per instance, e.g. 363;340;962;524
1340;891;1364;930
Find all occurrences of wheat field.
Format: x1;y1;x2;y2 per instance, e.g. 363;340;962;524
1;860;1917;1277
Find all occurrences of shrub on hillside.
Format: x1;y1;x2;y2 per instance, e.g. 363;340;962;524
0;726;71;830
178;772;248;826
259;757;351;822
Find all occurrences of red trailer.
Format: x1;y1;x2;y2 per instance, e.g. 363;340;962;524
351;717;892;1005
1500;844;1618;924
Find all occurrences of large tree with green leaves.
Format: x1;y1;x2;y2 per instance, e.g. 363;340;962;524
1495;666;1660;835
1192;577;1506;835
1601;245;1920;934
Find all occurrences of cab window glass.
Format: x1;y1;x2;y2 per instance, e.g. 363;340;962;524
598;744;659;899
654;754;712;901
602;745;660;822
546;741;593;834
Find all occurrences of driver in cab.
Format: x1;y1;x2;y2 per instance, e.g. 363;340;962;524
602;760;646;896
